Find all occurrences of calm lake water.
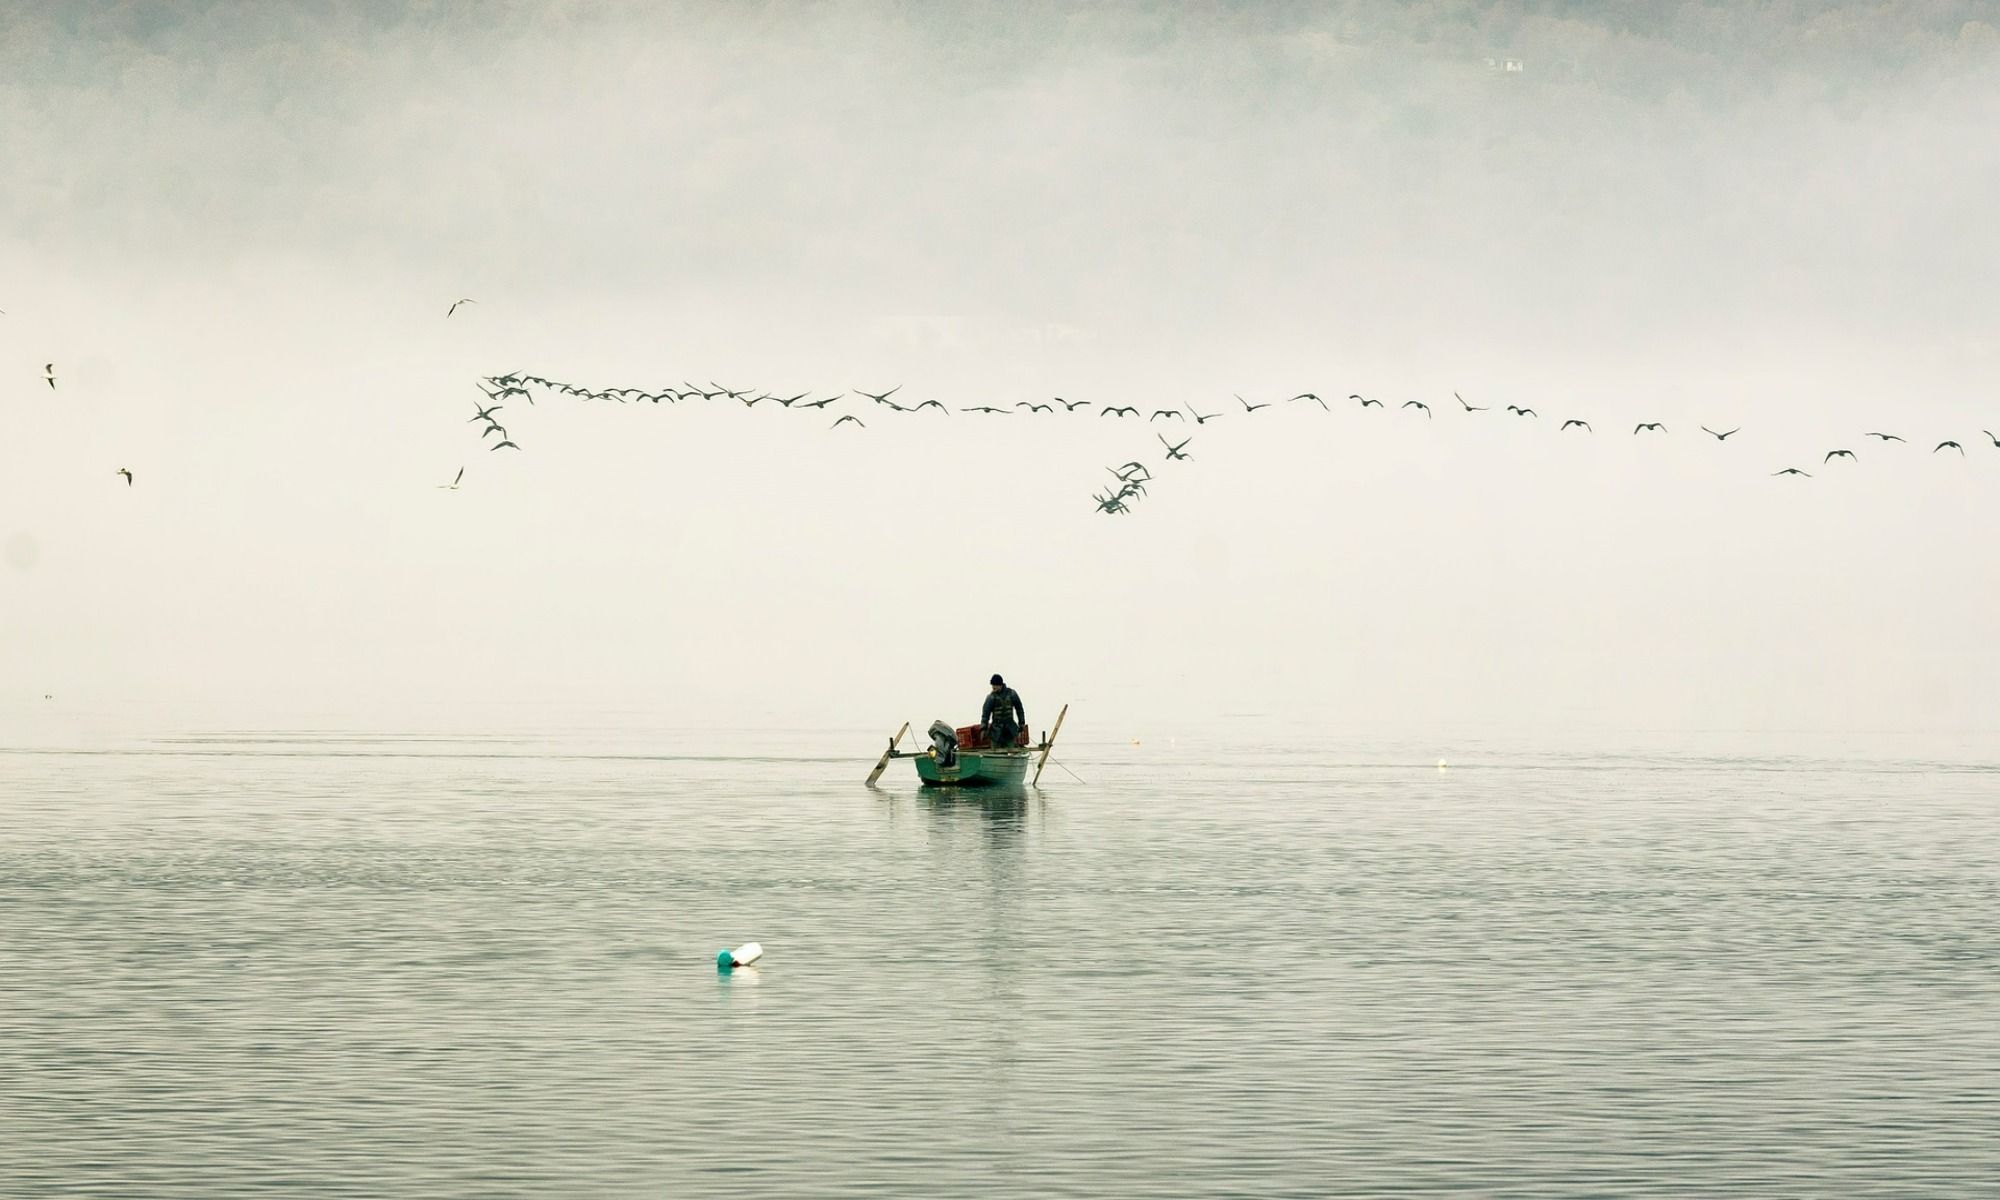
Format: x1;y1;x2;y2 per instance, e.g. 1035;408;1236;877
4;719;1997;1196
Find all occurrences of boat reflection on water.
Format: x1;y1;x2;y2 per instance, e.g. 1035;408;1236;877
916;785;1031;845
913;787;1030;1111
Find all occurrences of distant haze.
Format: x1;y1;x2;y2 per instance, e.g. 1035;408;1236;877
3;2;1997;736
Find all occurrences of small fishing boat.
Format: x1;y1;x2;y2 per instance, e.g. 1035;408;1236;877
866;704;1068;789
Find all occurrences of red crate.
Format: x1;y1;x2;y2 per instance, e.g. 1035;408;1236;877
954;724;1028;750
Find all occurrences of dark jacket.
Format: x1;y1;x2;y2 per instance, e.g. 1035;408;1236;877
981;687;1025;731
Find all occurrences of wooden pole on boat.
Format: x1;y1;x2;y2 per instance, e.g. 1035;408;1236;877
1032;704;1068;786
865;722;911;787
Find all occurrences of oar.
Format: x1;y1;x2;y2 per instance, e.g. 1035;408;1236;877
865;722;910;787
1032;704;1068;786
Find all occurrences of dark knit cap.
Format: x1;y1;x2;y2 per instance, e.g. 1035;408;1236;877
990;674;1004;685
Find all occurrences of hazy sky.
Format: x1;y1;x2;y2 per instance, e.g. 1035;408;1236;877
4;1;1998;736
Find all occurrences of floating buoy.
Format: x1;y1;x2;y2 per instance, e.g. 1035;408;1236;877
715;942;763;971
1437;759;1449;771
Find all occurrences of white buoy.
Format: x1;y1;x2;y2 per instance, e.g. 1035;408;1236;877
716;942;763;971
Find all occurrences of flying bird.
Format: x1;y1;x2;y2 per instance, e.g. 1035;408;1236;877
1401;400;1431;418
1454;392;1489;412
115;468;133;487
1701;426;1740;440
1773;468;1812;477
490;440;521;451
1824;449;1856;462
797;396;839;409
1238;395;1271;413
1560;419;1592;432
1983;431;1999;447
1633;422;1666;435
1150;409;1184;421
437;468;463;490
831;415;865;428
1101;406;1138;418
480;424;508;439
1111;461;1151;481
1288;392;1327;410
1864;432;1904;442
912;399;948;413
962;405;1008;414
1159;434;1192;460
1017;402;1053;413
1188;404;1221;425
1055;398;1090;411
1351;394;1382;408
857;386;902;405
447;298;476;317
1935;441;1964;455
1507;405;1536;417
44;363;55;389
470;401;503;423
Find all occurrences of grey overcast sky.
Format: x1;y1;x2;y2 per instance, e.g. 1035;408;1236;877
3;2;1997;735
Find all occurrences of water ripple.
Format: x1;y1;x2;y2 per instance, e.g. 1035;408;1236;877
3;728;1996;1196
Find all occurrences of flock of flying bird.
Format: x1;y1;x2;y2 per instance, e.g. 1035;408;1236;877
450;369;1224;507
13;296;1998;501
450;363;1999;512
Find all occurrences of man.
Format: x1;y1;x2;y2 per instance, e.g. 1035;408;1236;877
981;674;1026;748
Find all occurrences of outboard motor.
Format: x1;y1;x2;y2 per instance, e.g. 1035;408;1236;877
927;719;959;768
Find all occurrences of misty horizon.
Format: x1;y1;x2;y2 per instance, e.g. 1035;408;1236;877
4;2;1998;738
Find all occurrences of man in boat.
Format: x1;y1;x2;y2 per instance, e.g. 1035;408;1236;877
981;674;1026;748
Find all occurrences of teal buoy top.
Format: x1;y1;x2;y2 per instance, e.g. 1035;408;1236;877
716;949;735;971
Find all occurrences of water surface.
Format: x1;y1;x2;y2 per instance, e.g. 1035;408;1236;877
4;721;1997;1196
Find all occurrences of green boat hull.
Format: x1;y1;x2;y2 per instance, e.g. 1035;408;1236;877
912;750;1031;788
